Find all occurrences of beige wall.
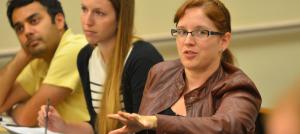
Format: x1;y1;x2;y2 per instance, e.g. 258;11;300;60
1;0;300;108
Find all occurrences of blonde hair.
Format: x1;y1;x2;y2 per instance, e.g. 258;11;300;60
97;0;135;133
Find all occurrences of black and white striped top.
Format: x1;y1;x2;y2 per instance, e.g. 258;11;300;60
88;47;129;113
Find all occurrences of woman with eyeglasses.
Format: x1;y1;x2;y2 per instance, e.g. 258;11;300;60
108;0;261;134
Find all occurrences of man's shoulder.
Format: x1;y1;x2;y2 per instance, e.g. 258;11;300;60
59;30;87;50
65;33;86;44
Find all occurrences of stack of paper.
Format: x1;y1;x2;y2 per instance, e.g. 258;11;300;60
4;126;60;134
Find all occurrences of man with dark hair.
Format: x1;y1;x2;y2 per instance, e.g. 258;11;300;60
7;0;68;30
0;0;89;127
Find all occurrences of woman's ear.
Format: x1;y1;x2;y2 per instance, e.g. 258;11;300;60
54;13;65;30
220;32;231;51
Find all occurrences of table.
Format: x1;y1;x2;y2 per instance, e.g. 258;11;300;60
0;125;11;134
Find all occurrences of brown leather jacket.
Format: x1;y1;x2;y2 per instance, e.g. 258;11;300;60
139;60;262;134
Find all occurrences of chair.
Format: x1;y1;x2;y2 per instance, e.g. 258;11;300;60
255;108;271;134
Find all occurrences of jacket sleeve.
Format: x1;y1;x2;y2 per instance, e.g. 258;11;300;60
156;89;261;134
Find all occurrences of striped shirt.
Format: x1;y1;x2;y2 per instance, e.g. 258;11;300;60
88;47;131;113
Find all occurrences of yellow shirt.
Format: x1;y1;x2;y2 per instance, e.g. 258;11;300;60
17;30;89;122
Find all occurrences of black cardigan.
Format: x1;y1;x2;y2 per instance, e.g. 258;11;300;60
77;40;163;129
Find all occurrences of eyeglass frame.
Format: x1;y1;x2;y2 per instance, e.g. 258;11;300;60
171;28;225;39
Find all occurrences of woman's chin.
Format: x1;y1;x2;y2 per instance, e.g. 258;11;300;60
86;39;98;45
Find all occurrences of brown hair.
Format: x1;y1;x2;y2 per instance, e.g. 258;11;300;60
174;0;234;64
97;0;134;133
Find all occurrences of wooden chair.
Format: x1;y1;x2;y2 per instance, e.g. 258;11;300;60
255;107;271;134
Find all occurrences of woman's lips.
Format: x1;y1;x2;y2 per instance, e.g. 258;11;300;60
183;50;198;59
84;30;97;36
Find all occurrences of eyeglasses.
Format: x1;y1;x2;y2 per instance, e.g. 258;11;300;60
171;29;224;39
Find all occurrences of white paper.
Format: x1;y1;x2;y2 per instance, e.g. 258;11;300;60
4;126;60;134
1;115;60;134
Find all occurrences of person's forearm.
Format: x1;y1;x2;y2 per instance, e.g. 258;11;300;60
0;100;17;114
62;122;94;134
11;103;39;127
0;50;31;106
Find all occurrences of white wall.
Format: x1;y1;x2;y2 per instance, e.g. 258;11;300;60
0;0;300;108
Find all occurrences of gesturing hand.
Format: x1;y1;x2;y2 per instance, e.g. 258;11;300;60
107;111;157;134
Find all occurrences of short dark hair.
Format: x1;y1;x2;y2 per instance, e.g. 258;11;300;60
7;0;68;30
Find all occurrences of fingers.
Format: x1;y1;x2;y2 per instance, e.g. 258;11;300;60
119;112;143;127
113;112;145;128
108;126;128;134
40;105;46;116
118;111;138;121
108;111;144;127
108;112;145;133
108;114;128;124
38;117;45;127
116;111;138;124
108;111;138;125
37;105;57;127
39;105;55;116
38;105;46;127
131;113;141;120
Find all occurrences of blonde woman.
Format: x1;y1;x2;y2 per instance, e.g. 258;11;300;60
38;0;163;133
